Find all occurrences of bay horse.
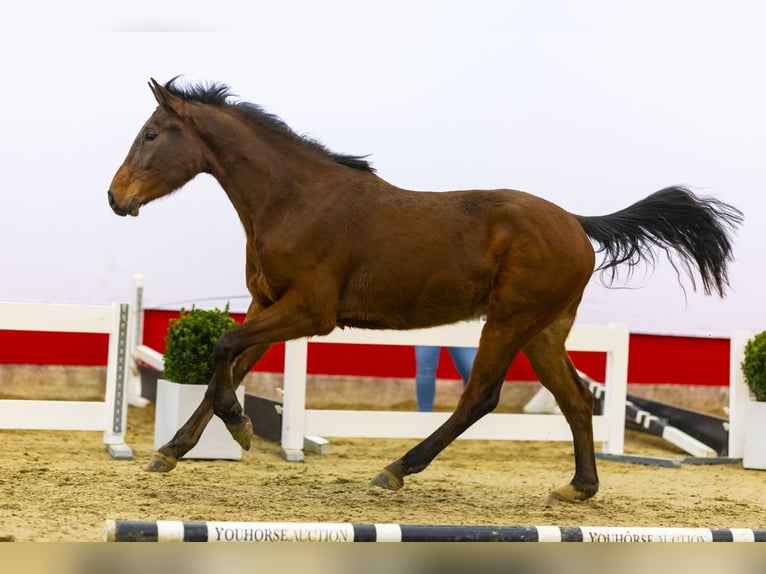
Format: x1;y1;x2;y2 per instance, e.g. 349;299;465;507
108;78;742;503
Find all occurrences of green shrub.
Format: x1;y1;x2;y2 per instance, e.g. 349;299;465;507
163;304;238;386
742;331;766;402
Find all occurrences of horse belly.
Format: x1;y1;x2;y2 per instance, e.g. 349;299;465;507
336;270;489;331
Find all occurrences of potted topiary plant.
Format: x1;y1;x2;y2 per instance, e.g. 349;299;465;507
154;305;244;460
741;330;766;470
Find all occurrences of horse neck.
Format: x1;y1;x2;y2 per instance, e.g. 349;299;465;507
190;106;340;229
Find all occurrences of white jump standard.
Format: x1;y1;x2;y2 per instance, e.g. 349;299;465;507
0;301;133;459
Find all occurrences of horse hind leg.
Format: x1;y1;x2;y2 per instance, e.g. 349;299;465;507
371;317;530;491
522;313;599;504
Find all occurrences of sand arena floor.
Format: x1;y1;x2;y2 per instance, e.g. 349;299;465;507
0;366;763;542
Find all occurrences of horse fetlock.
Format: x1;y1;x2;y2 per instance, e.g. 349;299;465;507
213;398;244;424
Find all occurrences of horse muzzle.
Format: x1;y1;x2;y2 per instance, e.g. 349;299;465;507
107;190;139;217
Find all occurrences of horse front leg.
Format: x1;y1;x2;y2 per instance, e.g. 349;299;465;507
148;291;331;472
146;343;269;472
371;323;519;490
204;292;336;458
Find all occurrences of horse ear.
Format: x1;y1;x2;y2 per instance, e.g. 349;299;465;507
148;78;163;103
148;78;185;116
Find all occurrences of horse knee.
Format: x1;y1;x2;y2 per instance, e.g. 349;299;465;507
212;333;236;366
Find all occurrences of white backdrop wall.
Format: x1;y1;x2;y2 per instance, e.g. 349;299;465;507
1;1;763;338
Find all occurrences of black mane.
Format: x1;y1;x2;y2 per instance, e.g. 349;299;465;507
164;78;375;173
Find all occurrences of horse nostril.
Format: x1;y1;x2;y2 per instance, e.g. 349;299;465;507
108;190;130;216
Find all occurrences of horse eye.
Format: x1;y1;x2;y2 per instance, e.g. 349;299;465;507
144;132;157;142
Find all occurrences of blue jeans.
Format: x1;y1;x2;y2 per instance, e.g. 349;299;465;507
415;346;477;412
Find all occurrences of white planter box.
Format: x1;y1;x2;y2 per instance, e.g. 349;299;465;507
743;400;766;470
154;379;245;460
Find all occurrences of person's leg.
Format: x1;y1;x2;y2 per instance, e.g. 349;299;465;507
447;347;477;386
415;346;441;412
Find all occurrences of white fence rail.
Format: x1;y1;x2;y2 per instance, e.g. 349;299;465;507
0;301;132;459
280;322;629;461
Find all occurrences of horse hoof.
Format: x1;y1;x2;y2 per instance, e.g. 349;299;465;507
371;468;404;491
145;452;177;473
225;415;254;451
545;483;596;505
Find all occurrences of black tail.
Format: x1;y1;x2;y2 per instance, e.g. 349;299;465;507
576;186;743;297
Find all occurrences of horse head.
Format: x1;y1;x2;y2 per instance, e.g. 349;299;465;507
108;78;207;217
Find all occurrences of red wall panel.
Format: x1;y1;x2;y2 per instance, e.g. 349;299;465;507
0;310;730;386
